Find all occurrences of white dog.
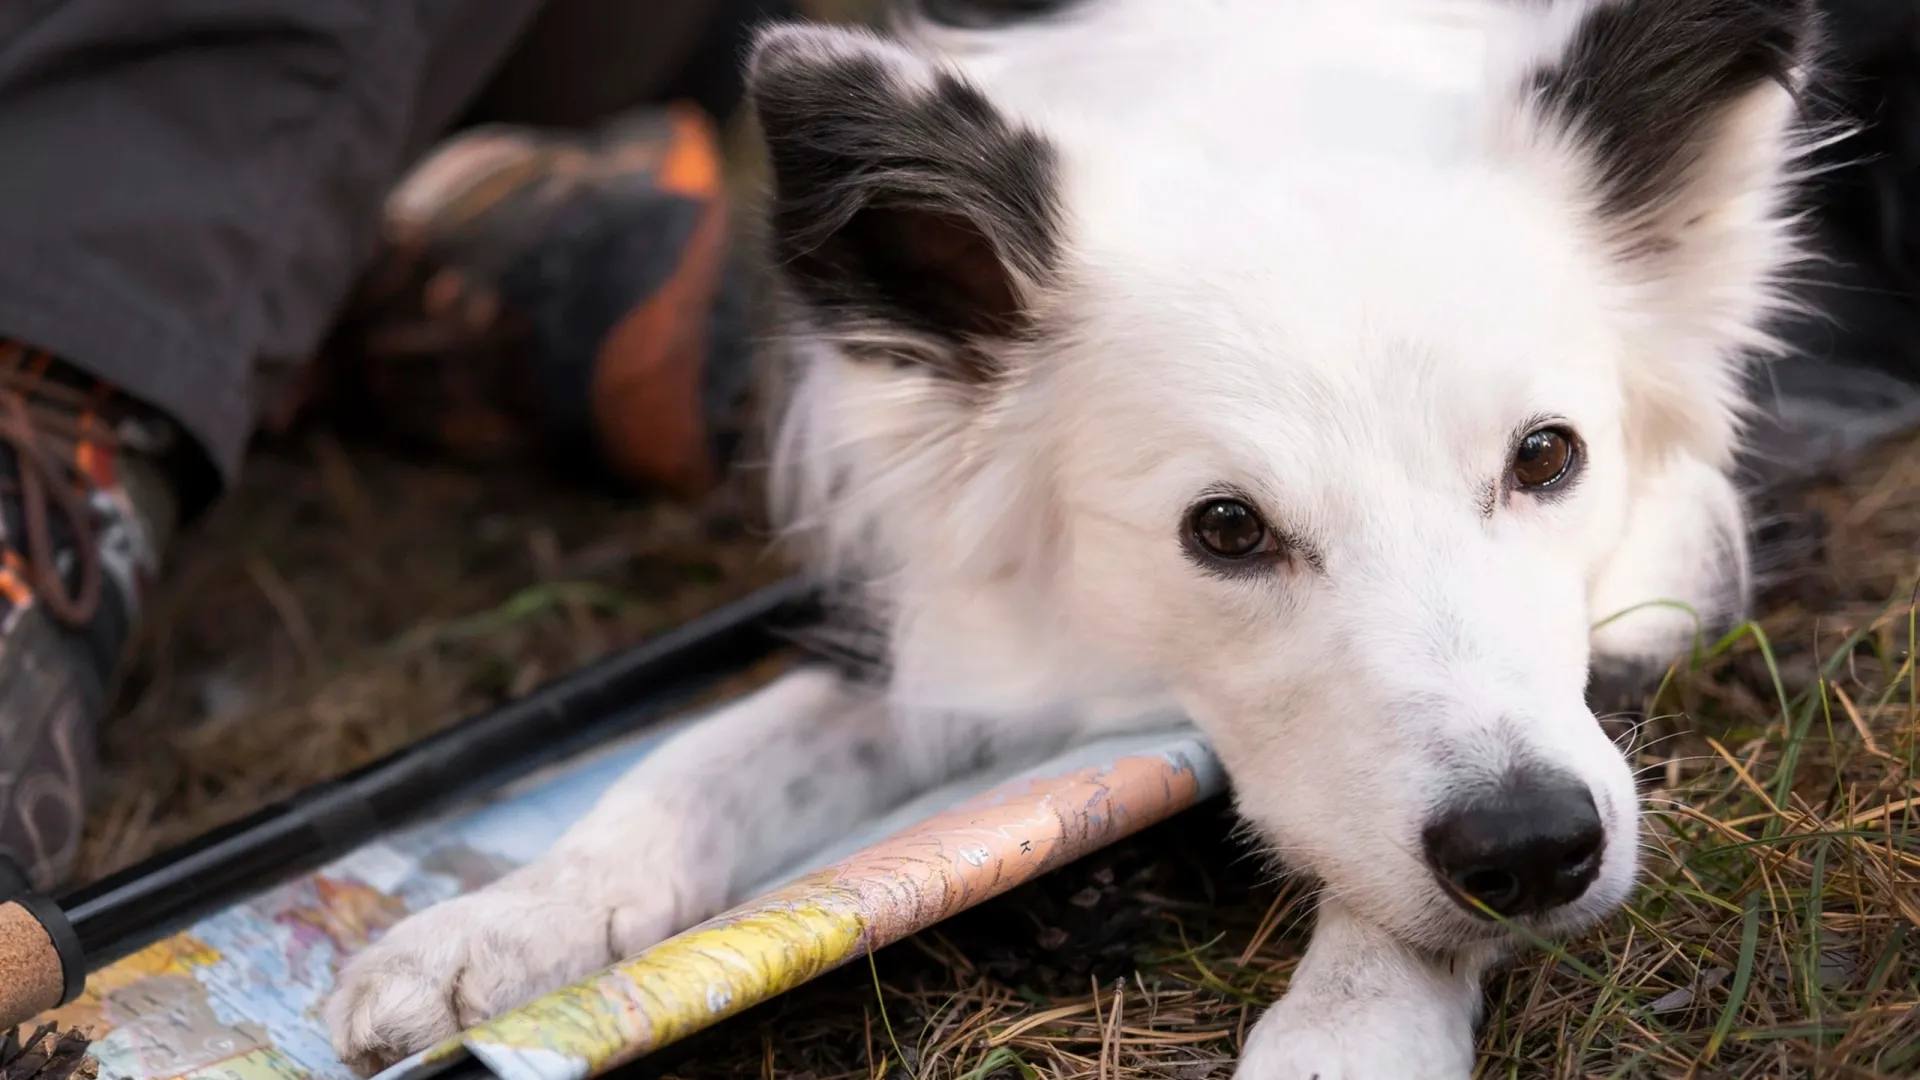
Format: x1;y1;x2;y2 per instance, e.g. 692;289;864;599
326;0;1819;1076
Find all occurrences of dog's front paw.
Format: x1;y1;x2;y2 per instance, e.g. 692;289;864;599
1234;1007;1470;1080
1233;902;1480;1080
324;880;682;1075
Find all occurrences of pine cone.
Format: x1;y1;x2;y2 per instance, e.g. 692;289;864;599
0;1026;96;1080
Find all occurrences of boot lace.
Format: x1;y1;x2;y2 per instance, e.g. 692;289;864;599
0;344;112;629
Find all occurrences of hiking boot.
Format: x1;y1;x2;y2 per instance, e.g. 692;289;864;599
0;343;177;891
307;103;757;500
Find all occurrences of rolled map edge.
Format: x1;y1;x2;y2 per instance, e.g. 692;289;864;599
381;731;1227;1080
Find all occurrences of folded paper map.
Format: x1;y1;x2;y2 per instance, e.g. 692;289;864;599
36;700;1222;1080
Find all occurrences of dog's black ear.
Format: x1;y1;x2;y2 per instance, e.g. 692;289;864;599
1524;0;1820;461
1530;0;1818;257
746;25;1063;383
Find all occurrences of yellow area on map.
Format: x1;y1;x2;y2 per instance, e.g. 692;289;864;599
38;934;224;1032
110;935;224;980
459;901;865;1075
457;978;641;1078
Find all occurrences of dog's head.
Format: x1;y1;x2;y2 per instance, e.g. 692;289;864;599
750;0;1818;950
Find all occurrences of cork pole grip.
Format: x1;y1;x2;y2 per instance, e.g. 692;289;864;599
0;899;66;1028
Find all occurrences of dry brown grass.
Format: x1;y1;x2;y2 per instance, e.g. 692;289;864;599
78;434;787;880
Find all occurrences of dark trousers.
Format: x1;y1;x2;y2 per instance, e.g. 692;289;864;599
0;0;780;486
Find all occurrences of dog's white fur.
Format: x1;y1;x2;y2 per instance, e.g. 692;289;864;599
327;1;1815;1075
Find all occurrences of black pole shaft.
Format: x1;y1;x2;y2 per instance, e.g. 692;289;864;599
56;576;817;970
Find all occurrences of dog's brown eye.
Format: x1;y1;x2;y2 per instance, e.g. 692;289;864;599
1189;499;1271;559
1511;427;1577;490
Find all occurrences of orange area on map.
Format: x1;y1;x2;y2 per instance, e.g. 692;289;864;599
283;877;412;958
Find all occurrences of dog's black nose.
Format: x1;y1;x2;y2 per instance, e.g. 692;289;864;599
1422;773;1605;919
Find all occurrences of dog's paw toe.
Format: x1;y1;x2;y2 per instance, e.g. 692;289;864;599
325;961;467;1077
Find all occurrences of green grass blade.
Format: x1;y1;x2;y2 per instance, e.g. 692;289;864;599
1705;891;1764;1062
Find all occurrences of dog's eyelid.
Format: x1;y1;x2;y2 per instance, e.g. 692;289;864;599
1508;412;1577;449
1512;471;1583;503
1182;544;1295;580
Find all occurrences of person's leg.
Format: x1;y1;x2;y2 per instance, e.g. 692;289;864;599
317;105;752;497
319;0;796;494
0;0;550;486
0;0;549;889
460;0;798;130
